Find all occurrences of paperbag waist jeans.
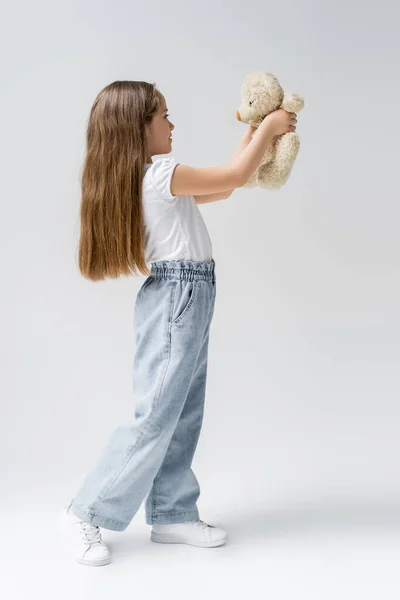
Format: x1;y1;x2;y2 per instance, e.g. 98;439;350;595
70;259;216;531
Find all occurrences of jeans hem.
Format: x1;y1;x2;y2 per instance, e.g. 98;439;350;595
70;502;130;532
145;509;200;525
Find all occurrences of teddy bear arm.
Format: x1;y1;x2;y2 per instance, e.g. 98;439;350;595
281;93;304;113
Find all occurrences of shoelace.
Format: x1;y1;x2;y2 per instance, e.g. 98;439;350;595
78;521;102;545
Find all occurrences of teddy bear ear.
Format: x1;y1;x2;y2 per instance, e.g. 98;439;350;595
241;72;264;98
242;72;282;96
244;71;266;84
261;72;280;85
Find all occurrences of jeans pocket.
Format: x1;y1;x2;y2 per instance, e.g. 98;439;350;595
172;280;199;326
139;275;154;294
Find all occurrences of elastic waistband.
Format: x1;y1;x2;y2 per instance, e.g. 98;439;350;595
150;259;216;282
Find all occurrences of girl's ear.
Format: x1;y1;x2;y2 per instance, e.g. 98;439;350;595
144;121;152;141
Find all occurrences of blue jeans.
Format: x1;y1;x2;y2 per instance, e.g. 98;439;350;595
70;259;216;531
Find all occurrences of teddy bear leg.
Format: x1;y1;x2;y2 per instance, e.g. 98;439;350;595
261;133;300;188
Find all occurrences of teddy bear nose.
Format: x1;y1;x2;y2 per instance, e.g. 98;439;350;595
236;110;241;121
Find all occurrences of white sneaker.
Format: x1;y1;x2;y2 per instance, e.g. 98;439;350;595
58;499;111;566
151;519;228;547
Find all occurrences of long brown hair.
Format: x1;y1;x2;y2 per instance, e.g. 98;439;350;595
77;81;161;280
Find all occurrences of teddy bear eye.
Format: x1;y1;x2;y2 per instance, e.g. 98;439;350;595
249;100;254;106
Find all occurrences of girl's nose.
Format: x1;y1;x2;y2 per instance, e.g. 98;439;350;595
236;110;241;120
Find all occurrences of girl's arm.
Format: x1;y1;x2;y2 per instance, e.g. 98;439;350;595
170;111;291;197
194;125;256;204
224;125;257;168
194;192;228;204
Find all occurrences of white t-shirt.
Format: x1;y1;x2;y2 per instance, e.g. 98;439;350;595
142;157;213;266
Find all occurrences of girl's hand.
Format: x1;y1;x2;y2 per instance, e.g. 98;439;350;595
262;109;297;136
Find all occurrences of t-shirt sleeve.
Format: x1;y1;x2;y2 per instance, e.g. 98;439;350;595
149;157;180;203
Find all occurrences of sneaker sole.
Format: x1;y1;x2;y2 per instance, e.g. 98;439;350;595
76;555;112;567
150;531;228;547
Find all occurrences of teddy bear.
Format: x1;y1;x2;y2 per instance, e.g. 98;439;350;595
236;72;304;189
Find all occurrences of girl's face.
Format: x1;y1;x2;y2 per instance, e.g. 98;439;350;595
145;94;174;161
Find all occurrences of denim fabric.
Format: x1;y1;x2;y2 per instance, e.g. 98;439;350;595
70;259;216;531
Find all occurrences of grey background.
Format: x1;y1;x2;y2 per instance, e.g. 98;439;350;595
1;0;400;596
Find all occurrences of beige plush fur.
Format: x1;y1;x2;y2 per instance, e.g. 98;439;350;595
236;72;304;189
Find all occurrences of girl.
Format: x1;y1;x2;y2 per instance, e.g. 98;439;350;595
59;80;297;566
